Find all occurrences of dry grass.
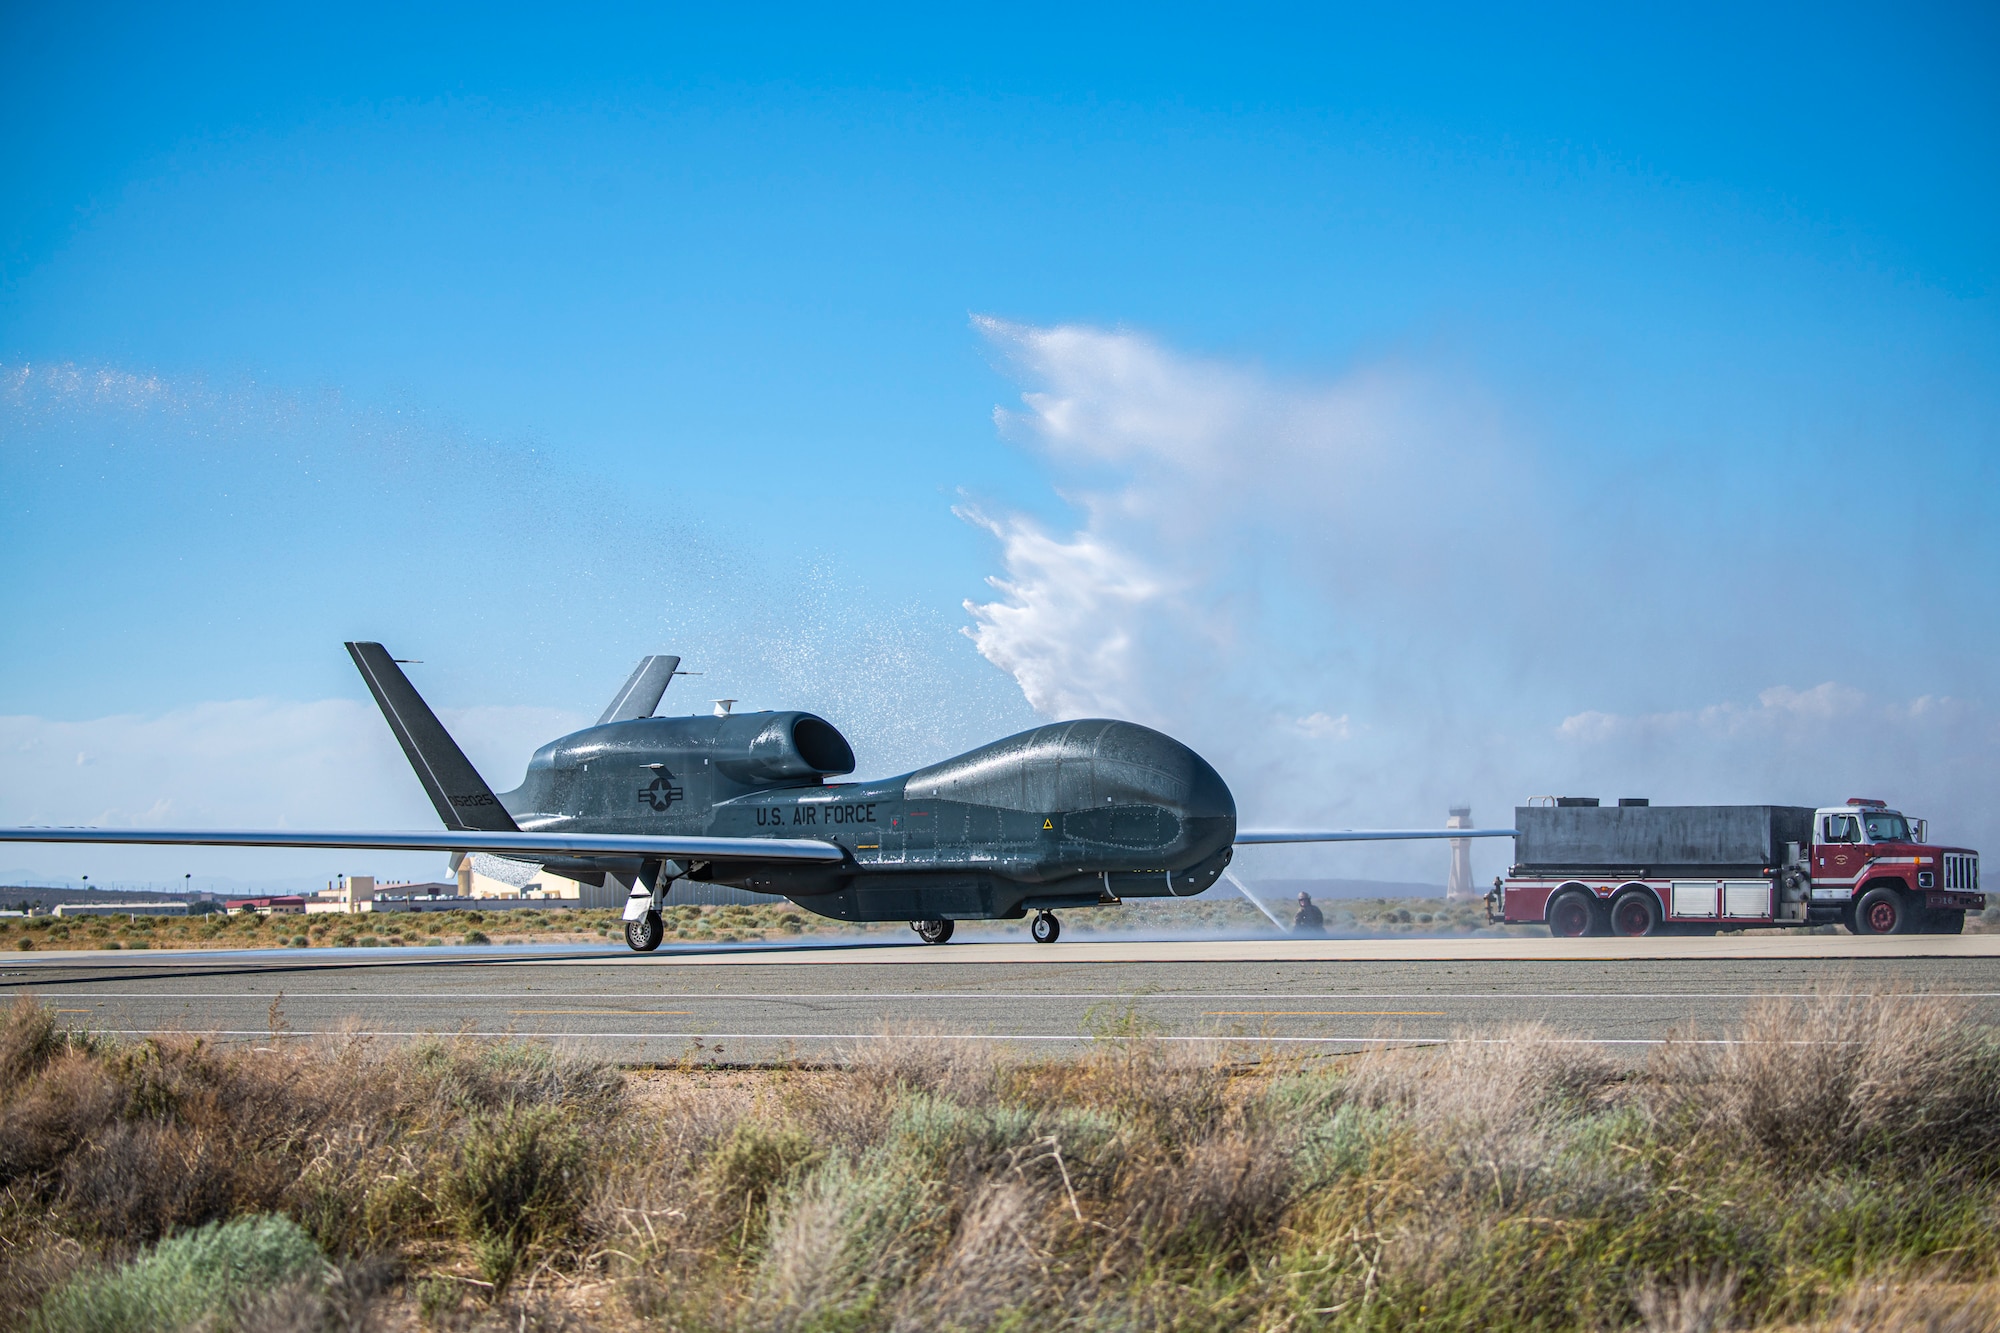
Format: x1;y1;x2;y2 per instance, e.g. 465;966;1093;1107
1648;988;2000;1173
0;990;1996;1331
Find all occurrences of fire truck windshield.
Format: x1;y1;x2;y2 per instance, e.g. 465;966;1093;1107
1862;812;1911;842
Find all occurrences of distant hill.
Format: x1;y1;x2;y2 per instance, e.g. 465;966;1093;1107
0;885;209;912
1198;877;1449;902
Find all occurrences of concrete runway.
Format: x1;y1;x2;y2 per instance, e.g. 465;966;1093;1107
6;933;1998;1064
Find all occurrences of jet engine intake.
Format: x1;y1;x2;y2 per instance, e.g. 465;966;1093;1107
714;712;857;785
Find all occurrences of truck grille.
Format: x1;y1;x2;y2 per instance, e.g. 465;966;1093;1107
1943;853;1980;892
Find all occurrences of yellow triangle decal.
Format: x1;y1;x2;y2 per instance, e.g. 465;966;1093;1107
1042;818;1054;830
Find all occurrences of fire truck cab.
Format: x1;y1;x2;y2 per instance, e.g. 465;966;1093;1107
1806;799;1982;935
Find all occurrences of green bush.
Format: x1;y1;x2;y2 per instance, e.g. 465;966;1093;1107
28;1214;325;1333
440;1104;589;1289
701;1120;823;1253
463;931;490;946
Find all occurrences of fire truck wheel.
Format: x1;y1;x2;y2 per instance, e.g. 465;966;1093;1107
1853;886;1914;936
1608;890;1662;937
1545;890;1602;938
1924;909;1965;935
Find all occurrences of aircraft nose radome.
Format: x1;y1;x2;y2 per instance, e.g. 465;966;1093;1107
1092;720;1236;839
1185;747;1236;824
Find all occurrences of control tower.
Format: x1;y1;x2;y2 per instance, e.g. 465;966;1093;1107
1446;805;1475;900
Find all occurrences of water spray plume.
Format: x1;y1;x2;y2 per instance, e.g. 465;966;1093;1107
1208;868;1288;928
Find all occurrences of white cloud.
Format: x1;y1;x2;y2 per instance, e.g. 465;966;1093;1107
959;318;2000;872
962;317;1523;840
1558;683;1921;745
1294;712;1353;740
959;507;1181;720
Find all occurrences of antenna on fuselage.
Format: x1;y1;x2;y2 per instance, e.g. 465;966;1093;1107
712;699;737;717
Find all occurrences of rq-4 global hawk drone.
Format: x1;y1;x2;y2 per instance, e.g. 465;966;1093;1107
0;644;1515;950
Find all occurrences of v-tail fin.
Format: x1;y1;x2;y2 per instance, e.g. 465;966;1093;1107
345;641;518;833
597;654;681;725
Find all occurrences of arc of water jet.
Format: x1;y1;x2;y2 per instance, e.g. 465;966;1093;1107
1222;868;1290;933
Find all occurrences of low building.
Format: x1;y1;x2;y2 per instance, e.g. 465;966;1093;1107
53;901;190;918
224;896;307;915
306;874;376;914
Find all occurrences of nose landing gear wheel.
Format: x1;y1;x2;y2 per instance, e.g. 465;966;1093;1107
625;911;664;953
1031;911;1061;944
911;918;955;944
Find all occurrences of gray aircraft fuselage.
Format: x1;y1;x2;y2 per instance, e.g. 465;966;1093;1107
497;710;1237;922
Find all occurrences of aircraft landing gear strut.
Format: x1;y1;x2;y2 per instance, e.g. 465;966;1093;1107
1031;911;1061;944
911;918;954;945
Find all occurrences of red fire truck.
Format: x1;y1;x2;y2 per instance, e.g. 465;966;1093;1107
1488;797;1982;937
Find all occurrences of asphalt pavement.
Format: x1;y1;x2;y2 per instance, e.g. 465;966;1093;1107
6;933;1997;1064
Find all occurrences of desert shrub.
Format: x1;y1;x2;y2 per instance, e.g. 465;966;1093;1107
440;1104;590;1287
701;1120;823;1254
1649;991;2000;1174
27;1213;325;1333
462;931;489;945
746;1148;950;1327
886;1177;1046;1331
846;1032;1003;1108
0;994;66;1084
60;1119;241;1244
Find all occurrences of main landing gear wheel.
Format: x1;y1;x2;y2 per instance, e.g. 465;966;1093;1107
1853;886;1914;935
625;911;664;953
1608;889;1662;937
911;918;955;944
1031;911;1061;944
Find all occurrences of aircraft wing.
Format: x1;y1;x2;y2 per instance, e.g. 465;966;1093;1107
0;828;846;862
1236;827;1517;844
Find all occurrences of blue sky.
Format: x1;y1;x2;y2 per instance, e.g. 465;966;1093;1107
3;3;1996;889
